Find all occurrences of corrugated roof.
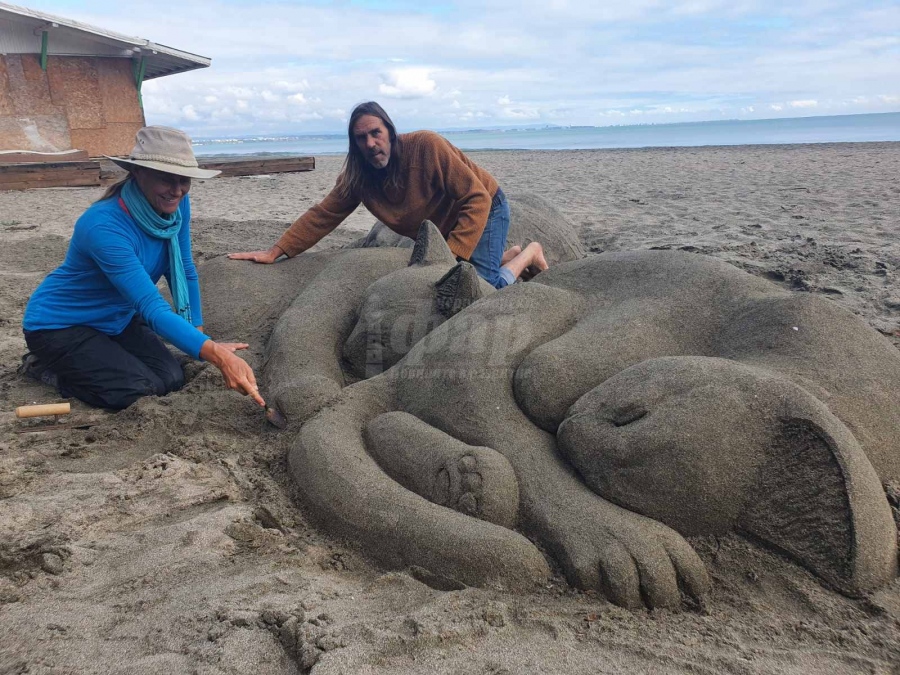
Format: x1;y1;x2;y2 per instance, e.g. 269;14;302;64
0;2;210;79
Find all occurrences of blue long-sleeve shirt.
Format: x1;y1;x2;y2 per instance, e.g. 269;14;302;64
23;194;210;359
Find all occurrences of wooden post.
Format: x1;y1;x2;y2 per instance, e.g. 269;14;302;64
133;56;146;110
40;30;48;70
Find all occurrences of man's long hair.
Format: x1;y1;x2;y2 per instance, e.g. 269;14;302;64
337;101;404;200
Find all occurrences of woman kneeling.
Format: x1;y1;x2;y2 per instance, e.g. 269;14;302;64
22;126;265;410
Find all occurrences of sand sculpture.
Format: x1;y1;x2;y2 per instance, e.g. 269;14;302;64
346;192;588;267
201;196;899;610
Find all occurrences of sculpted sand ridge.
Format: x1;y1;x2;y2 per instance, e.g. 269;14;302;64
200;196;900;610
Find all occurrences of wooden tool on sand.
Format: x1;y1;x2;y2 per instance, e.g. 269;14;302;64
15;402;71;419
13;402;84;433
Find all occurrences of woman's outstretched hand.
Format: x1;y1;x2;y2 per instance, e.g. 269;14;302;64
199;340;265;406
217;342;249;353
227;245;284;264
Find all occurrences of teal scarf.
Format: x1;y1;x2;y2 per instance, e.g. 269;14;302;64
121;178;191;323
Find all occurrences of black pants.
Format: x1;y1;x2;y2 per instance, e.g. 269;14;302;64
24;317;185;410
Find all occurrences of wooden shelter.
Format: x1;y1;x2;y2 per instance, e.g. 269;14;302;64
0;2;210;157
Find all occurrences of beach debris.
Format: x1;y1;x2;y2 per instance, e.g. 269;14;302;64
265;405;287;429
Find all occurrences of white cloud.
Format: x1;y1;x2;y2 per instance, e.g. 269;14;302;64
181;104;199;121
289;111;325;122
33;0;900;135
224;86;254;99
500;107;540;119
210;107;235;121
272;80;310;93
379;68;437;99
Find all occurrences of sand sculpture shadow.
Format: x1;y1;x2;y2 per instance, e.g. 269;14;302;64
201;196;899;609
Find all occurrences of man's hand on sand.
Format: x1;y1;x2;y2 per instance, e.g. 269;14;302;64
227;245;284;264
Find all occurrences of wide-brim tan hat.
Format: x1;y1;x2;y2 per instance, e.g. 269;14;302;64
105;126;221;179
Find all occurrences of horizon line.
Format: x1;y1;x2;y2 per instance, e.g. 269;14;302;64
189;110;900;144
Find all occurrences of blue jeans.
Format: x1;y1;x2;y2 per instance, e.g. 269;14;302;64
467;187;515;289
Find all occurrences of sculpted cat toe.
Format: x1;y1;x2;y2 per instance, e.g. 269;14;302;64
364;411;520;528
545;490;710;609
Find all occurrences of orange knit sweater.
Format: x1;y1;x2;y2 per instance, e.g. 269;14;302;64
274;131;499;261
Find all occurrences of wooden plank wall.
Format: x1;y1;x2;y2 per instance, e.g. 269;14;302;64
0;160;101;190
0;55;144;157
0;150;89;163
197;156;315;177
0;156;316;190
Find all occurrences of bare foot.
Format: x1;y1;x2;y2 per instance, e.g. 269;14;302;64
525;242;549;272
501;245;522;266
503;242;550;282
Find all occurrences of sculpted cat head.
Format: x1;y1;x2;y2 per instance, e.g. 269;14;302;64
557;356;898;596
343;222;492;379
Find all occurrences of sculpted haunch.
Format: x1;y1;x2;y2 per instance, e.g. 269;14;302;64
202;198;899;609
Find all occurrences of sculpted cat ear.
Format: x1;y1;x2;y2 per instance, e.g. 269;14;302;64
434;262;485;319
737;416;898;596
409;220;457;267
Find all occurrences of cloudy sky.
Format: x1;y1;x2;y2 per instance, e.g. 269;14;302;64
25;0;900;137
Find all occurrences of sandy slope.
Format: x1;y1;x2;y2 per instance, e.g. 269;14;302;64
1;144;899;674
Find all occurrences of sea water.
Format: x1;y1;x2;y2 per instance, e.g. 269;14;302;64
192;112;900;157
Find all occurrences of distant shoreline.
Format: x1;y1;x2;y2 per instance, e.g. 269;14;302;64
195;139;900;161
192;112;900;157
191;111;900;145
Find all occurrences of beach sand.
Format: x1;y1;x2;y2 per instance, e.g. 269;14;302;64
1;143;899;674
